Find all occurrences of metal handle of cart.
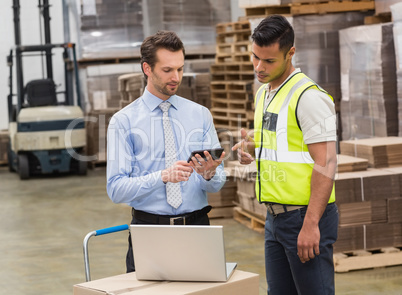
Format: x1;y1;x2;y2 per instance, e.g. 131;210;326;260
83;224;129;282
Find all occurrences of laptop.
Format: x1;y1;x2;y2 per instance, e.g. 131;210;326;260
129;224;237;282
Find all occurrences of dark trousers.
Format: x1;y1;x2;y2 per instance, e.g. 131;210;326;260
126;209;210;273
265;203;339;295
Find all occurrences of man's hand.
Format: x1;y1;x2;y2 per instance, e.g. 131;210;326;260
188;150;225;180
297;141;337;263
297;219;320;263
231;128;255;165
161;161;193;183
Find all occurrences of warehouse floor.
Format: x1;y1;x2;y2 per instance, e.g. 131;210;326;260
1;166;402;295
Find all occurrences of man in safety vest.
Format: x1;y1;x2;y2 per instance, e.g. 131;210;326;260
232;15;338;295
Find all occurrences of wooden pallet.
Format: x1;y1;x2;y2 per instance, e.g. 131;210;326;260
216;21;251;34
245;0;374;17
212;100;254;112
216;41;251;55
216;30;251;44
212;91;254;101
211;108;254;122
211;80;254;92
233;206;265;234
215;52;251;64
211;62;254;74
364;13;392;25
213;121;252;132
211;72;255;82
334;247;402;273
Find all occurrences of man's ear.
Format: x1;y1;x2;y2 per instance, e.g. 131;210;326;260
287;46;295;60
142;62;151;77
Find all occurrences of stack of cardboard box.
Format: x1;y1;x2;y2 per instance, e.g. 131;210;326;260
339;137;402;167
86;108;119;164
176;73;211;109
0;130;9;165
334;137;402;253
117;73;145;109
208;169;238;219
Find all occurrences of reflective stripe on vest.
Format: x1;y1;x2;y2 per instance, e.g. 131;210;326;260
254;72;336;205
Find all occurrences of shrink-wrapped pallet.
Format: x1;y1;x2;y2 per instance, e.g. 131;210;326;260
339;23;398;139
391;2;402;136
75;0;231;59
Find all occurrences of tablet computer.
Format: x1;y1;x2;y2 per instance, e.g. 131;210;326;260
187;148;224;163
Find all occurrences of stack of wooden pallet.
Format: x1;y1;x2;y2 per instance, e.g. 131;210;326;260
226;161;267;233
210;20;255;133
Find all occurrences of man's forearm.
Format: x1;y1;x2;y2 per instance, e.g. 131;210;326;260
304;166;335;225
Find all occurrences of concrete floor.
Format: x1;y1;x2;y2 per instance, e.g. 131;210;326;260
1;166;402;295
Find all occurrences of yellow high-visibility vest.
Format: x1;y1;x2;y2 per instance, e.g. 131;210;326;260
254;72;336;205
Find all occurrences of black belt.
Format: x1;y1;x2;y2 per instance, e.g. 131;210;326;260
132;205;212;225
265;203;306;217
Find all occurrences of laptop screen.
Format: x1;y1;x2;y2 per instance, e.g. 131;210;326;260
130;224;237;282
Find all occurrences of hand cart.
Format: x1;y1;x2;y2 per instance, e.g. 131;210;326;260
83;224;129;282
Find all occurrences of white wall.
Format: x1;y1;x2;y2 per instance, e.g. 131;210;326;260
0;0;66;130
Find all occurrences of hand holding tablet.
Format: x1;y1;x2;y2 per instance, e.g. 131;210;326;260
187;148;225;163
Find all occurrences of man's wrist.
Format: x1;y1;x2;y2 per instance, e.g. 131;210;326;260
161;169;168;184
203;170;216;181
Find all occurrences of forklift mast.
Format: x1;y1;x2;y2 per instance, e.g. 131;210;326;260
8;0;81;123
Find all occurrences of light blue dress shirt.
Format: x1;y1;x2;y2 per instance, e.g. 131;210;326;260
106;88;226;215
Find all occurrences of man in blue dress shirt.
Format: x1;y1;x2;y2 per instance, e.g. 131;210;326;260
106;31;226;272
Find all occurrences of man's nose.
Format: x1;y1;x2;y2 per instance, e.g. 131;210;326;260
255;60;265;72
171;71;180;82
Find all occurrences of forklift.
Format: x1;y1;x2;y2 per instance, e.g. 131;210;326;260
7;0;87;180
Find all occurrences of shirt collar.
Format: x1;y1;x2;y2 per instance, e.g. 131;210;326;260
265;68;301;92
142;88;179;112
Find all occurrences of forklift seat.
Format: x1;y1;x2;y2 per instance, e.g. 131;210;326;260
25;79;57;107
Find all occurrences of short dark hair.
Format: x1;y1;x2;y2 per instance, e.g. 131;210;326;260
251;15;294;55
140;31;185;80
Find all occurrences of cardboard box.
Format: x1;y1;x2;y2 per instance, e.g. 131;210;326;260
74;270;259;295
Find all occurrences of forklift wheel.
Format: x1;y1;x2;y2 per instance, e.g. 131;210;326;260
18;154;30;180
7;142;15;172
78;160;87;176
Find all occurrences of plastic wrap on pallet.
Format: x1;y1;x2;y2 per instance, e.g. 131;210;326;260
77;0;231;59
292;12;370;110
391;3;402;136
78;0;145;59
339;23;398;140
374;0;402;15
163;0;230;55
248;13;369;106
390;2;402;22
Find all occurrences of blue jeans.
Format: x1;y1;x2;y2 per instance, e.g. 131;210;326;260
265;203;338;295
